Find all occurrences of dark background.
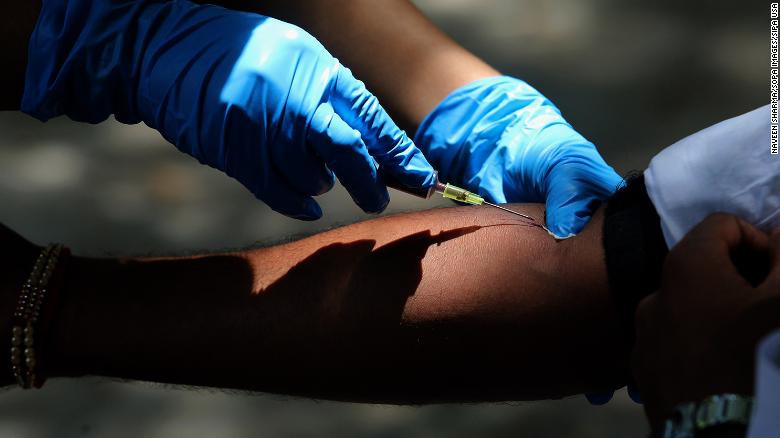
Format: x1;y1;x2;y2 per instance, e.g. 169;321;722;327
0;0;766;436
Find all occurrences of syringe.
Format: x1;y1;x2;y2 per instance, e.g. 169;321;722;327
381;170;537;222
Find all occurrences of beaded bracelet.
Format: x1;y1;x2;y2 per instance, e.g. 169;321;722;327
10;244;69;389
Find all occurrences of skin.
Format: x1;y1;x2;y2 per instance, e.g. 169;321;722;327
633;214;780;437
0;203;631;403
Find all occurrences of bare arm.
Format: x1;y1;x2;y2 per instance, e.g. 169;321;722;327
0;203;628;403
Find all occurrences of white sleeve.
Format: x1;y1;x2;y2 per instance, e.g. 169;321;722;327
747;329;780;438
644;105;780;248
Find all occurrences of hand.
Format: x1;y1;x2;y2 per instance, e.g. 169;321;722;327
413;76;623;238
632;214;780;428
22;0;436;220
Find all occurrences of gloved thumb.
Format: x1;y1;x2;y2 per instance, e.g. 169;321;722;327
544;193;602;239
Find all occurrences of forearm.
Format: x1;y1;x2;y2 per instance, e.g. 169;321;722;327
33;203;627;403
0;1;41;110
212;0;498;130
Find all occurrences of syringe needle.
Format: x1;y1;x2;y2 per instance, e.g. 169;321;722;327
379;169;540;223
482;201;537;222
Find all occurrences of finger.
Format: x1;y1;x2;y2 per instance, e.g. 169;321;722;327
684;213;767;253
585;392;614;405
330;65;436;190
307;102;389;214
544;195;601;239
544;160;624;239
626;381;643;404
676;214;770;287
685;214;769;265
259;167;323;221
272;138;336;197
634;292;658;338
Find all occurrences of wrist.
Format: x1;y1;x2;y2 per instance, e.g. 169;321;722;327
45;256;130;380
0;240;44;386
44;256;97;380
697;425;747;438
644;358;754;429
654;394;752;438
43;252;261;389
648;301;778;418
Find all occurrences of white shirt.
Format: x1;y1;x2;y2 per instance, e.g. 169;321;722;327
645;105;780;248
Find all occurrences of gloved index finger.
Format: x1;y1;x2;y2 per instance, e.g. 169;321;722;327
307;102;389;214
329;65;437;190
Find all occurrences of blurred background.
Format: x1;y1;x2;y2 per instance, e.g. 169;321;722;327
0;0;766;436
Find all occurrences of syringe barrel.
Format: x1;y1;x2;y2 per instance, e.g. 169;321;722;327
438;183;484;205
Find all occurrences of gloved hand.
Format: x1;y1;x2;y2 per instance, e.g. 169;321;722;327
22;0;435;220
645;105;780;248
414;76;623;238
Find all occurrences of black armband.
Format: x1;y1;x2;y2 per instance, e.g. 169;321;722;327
602;174;668;342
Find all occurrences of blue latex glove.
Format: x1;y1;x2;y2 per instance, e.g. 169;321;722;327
22;0;436;220
414;76;623;238
584;383;642;406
